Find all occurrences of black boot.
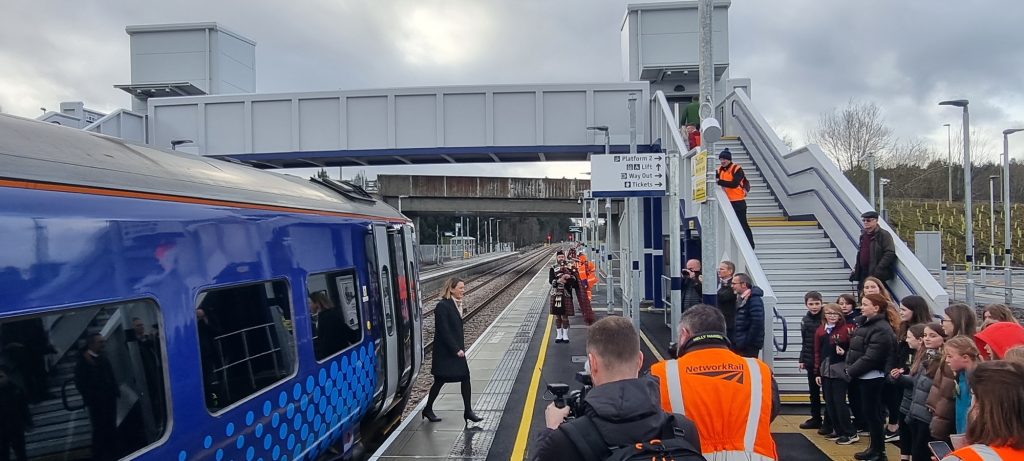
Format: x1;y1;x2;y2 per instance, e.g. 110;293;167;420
421;408;441;422
464;411;483;424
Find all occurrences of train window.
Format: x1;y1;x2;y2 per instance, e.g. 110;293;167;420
307;270;363;361
0;299;168;461
196;280;297;413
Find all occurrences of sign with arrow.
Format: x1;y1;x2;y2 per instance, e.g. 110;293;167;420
591;153;667;197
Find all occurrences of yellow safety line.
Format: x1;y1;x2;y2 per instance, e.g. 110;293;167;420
640;329;665;362
510;313;554;460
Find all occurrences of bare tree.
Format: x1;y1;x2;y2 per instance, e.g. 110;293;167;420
808;99;893;171
882;137;935;168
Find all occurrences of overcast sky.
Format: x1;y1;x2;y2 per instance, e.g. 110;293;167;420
2;0;1023;179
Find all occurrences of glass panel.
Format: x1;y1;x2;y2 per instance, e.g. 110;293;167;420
0;299;167;460
196;280;296;412
307;270;363;361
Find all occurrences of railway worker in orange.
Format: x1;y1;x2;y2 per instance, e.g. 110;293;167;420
650;304;780;461
576;247;599;302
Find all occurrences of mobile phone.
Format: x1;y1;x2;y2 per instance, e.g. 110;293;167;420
928;441;952;460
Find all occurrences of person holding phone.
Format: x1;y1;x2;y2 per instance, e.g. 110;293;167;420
940;361;1024;460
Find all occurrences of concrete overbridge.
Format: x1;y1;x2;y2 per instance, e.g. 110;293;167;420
375;174;622;217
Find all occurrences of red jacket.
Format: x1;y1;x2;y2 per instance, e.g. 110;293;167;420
813;322;856;377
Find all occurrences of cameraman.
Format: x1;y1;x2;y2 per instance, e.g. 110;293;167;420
680;259;703;313
532;316;701;460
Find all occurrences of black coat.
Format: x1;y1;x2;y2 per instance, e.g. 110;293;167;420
799;311;823;367
532;377;701;461
431;298;470;382
733;286;765;354
845;314;896;378
716;278;737;341
850;228;897;282
680;275;702;312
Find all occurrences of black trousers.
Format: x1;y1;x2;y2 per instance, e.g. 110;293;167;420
0;428;27;461
849;379;865;429
908;419;933;461
885;380;902;426
805;369;822;420
858;377;887;454
823;377;855;437
730;200;755;249
87;403;118;461
899;416;913;456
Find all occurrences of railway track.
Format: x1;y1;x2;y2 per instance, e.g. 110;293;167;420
422;246;554;353
421;245;549;318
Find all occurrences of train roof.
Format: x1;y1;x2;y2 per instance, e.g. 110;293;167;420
0;113;406;221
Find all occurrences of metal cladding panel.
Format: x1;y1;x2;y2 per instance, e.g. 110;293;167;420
205;102;245;153
637;6;729;67
152;104;199;151
396;94;437;148
492;92;536;146
347;96;388;149
445;177;479;197
252;100;292;153
443;93;486;146
543;91;587;145
299;98;341;151
594;91;633;143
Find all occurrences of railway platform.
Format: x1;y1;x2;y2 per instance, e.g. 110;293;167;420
370;272;901;461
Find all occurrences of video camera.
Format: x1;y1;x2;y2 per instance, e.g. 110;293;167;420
546;371;594;419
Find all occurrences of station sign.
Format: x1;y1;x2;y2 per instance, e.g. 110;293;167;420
692;150;708;203
591;153;666;198
568;226;582;232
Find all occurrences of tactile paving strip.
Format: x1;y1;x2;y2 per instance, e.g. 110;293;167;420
447;288;548;458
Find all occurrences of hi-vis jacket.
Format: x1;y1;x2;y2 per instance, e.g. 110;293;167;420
650;343;778;461
716;162;748;202
943;444;1024;461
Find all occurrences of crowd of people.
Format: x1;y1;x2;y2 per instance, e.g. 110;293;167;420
794;280;1024;461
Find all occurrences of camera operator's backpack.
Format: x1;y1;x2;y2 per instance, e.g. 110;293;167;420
560;413;706;461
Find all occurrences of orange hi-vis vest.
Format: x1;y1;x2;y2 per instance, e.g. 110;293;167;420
717;162;747;202
650;346;778;461
944;444;1024;461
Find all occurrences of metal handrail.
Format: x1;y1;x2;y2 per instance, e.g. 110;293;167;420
772;307;789;352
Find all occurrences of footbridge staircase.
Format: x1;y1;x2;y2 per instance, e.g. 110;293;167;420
651;89;947;399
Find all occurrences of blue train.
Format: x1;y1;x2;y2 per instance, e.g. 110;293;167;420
0;114;423;461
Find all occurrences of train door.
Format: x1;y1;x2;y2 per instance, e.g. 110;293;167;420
400;224;423;379
371;224;400;410
386;225;414;390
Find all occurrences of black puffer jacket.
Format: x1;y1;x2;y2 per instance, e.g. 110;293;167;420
532;377;702;461
799;310;823;367
845;314;897;378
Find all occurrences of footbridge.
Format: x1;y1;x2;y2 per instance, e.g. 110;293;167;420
375;174;623;217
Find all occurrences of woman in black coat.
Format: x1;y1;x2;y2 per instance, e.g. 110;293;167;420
843;293;897;461
422;278;482;425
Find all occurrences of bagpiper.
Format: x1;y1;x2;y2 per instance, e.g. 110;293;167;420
549;249;595;344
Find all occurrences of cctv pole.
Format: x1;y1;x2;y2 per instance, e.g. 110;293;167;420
1002;129;1023;304
945;124;952;203
698;0;719;303
606;197;614;313
627;94;642;331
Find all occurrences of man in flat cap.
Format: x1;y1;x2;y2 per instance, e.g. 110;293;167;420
849;210;897;294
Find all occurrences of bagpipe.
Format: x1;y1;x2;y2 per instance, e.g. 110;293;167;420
550;259;595;324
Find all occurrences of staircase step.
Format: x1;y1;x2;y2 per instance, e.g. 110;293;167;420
753;228;824;237
757;247;836;256
761;260;847;270
772;279;856;289
749;220;818;227
764;268;853;278
753;240;832;249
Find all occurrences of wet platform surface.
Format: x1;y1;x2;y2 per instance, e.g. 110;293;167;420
371;273;903;460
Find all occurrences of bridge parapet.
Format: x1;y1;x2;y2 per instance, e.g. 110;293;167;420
378;175;592;200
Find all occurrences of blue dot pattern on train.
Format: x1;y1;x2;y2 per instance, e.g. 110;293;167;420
177;342;376;461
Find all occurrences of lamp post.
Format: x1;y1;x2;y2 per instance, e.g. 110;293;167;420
1002;128;1023;303
989;175;998;266
495;219;501;251
170;139;194;151
879;178;891;220
939;99;973;305
868;151;876;209
944;123;952;203
487;217;494;252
